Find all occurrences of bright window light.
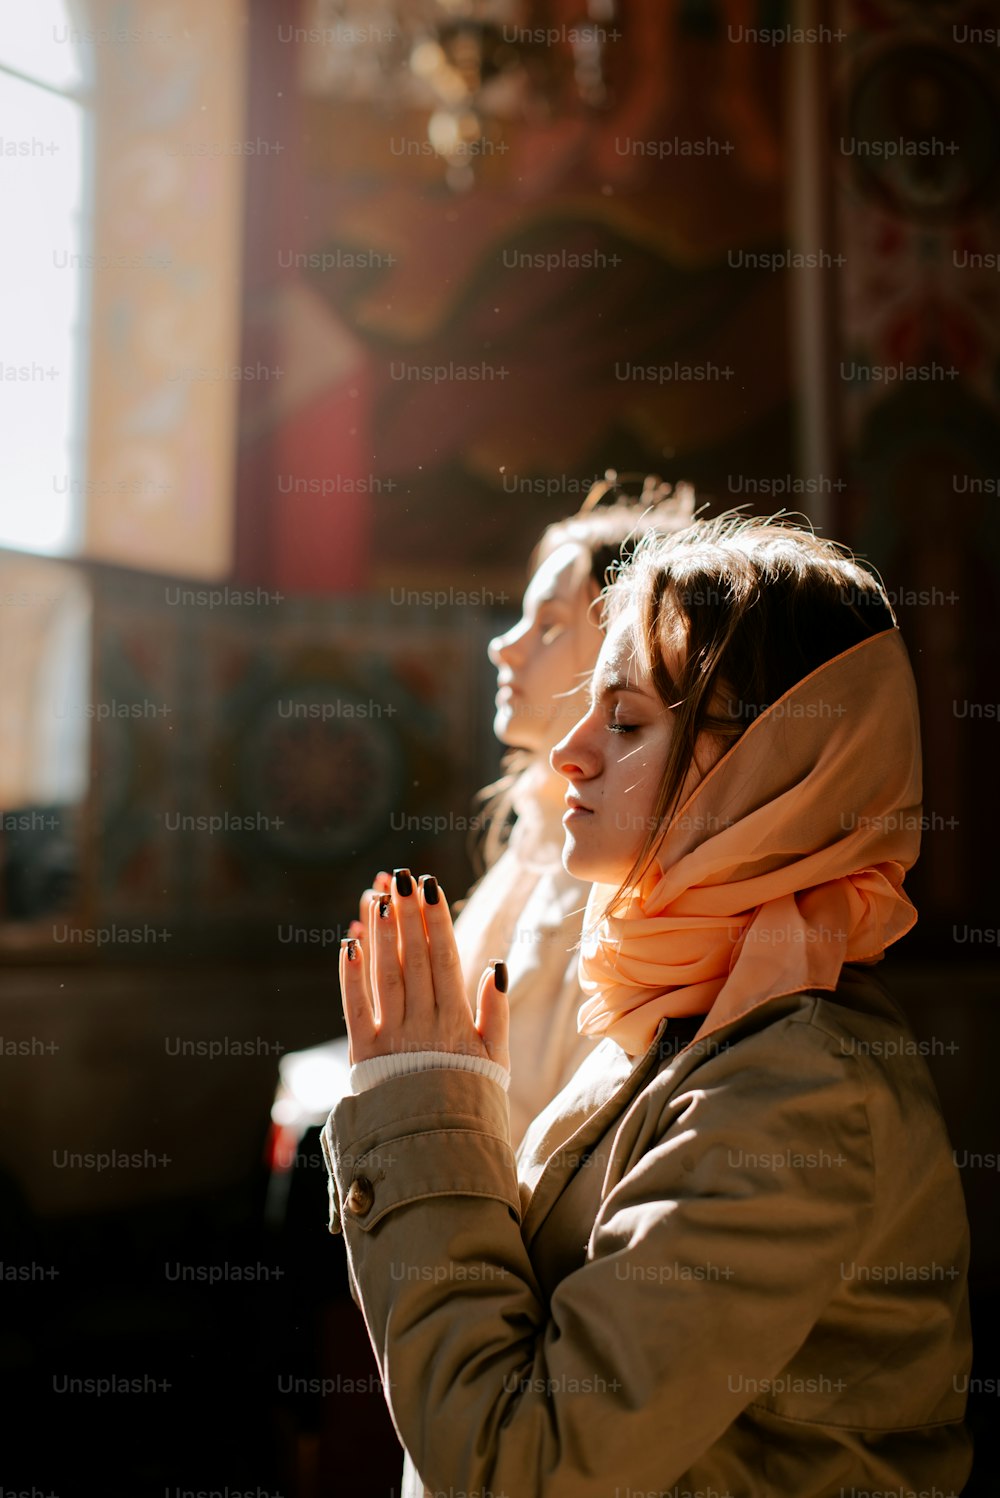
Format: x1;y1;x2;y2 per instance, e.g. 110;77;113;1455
0;9;89;556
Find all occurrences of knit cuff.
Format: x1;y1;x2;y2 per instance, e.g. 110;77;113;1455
349;1049;511;1095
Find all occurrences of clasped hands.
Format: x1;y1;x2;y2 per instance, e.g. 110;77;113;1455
339;867;510;1072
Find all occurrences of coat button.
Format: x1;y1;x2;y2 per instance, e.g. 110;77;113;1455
345;1174;375;1216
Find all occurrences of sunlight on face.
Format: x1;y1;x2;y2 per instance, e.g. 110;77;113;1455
550;608;714;887
487;542;603;756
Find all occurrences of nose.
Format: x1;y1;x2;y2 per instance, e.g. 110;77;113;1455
550;709;598;783
488;619;528;669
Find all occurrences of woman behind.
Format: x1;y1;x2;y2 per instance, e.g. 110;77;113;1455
444;473;697;1143
327;512;972;1497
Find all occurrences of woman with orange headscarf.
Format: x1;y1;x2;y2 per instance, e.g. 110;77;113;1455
325;512;972;1498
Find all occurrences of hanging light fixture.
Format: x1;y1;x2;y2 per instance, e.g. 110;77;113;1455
409;3;524;190
299;0;620;190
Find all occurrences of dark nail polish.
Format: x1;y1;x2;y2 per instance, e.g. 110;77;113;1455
378;894;391;919
344;938;357;961
393;867;413;896
421;875;439;905
492;959;508;994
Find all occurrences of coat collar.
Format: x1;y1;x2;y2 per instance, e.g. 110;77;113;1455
516;968;889;1249
516;990;811;1247
518;1017;671;1247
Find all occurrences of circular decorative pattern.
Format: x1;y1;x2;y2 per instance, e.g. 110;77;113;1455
840;44;999;223
239;682;402;862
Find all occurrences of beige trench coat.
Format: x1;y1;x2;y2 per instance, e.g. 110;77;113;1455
321;963;973;1497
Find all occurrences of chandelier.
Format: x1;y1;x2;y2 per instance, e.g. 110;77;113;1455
298;0;620;190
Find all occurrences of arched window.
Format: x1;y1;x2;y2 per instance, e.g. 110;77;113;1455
0;1;91;554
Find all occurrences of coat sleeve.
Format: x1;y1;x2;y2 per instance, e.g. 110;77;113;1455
322;1021;875;1496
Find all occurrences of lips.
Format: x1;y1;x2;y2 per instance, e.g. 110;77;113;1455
563;794;593;817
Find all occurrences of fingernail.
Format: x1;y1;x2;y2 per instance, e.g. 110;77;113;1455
492;959;508;994
420;875;439;905
393;867;413;896
343;938;357;961
377;894;392;919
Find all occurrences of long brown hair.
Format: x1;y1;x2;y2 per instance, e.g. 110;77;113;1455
465;474;699;882
596;510;898;919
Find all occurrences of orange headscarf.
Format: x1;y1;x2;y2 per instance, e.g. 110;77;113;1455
576;627;923;1056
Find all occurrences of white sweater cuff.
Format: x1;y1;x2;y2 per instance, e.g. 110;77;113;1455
349;1049;511;1095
